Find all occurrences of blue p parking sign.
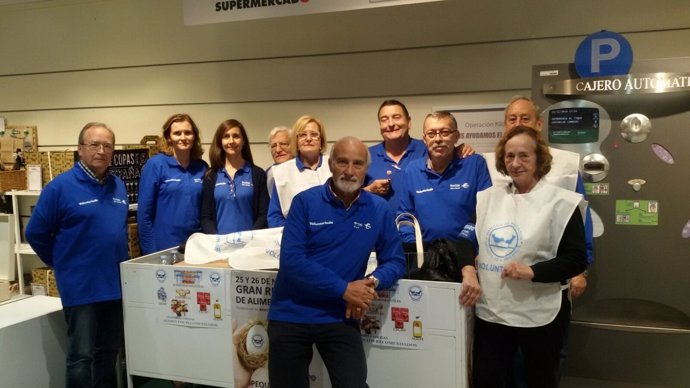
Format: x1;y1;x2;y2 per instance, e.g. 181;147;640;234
575;31;633;78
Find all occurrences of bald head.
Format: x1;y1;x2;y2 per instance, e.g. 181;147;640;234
504;96;543;132
330;136;370;166
329;136;370;197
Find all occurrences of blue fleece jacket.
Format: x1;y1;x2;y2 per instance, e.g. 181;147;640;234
268;180;406;324
25;164;129;307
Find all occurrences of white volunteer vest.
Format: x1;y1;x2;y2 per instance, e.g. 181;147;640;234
272;155;332;218
483;147;580;191
475;180;584;327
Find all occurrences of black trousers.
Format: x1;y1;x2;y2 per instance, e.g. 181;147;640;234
472;292;571;388
268;320;368;388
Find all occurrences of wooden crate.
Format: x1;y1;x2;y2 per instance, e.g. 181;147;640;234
24;151;75;187
0;170;27;192
31;266;59;297
128;222;141;258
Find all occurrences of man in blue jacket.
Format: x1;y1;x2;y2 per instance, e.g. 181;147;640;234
26;122;129;388
268;136;406;388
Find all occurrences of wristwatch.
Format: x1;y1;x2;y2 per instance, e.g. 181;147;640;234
367;275;380;289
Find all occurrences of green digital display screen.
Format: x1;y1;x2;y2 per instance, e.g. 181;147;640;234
548;107;600;144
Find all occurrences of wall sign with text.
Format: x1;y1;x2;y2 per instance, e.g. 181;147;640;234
184;0;446;25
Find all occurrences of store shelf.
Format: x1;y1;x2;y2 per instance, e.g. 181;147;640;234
16;243;35;255
10;191;41;294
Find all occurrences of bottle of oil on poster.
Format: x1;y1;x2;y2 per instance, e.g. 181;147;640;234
213;300;222;320
413;316;422;339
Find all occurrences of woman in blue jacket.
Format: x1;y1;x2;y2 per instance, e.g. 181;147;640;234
137;114;208;254
200;119;269;234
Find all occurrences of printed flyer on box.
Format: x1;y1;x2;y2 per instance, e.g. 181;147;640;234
230;270;324;388
361;282;429;350
154;266;227;329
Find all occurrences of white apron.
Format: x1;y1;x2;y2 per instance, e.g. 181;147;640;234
483;147;580;192
272;155;331;218
475;180;584;327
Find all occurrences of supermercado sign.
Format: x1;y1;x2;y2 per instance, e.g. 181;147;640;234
543;72;690;96
183;0;445;25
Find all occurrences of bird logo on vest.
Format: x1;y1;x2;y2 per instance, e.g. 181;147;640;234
487;224;521;260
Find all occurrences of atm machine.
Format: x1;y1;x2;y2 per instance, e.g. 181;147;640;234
532;57;690;386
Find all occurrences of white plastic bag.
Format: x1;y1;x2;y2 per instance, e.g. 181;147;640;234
184;227;283;270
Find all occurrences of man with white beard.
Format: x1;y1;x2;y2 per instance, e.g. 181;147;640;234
268;136;406;388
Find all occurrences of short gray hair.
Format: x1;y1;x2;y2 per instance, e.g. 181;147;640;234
267;126;292;145
504;95;541;119
78;122;115;145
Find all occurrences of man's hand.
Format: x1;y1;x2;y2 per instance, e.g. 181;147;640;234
363;173;391;196
501;261;534;280
457;143;476;158
570;273;587;298
344;278;378;319
459;265;481;307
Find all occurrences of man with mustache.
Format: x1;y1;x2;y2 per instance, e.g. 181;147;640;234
268;136;405;388
397;111;491;306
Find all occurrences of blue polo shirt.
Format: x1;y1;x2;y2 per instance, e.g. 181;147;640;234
365;138;427;214
398;154;492;245
214;163;255;234
137;154;208;254
269;181;406;324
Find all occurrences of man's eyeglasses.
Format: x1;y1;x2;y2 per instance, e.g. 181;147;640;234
424;129;456;139
297;131;321;140
81;142;114;152
270;142;290;150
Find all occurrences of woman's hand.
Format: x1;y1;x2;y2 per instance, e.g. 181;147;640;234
501;261;534;280
459;265;481;307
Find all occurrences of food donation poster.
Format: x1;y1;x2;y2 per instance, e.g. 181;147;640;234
154;266;228;329
360;282;429;350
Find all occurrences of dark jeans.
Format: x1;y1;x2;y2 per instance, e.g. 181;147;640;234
473;293;571;388
268;320;368;388
63;299;123;388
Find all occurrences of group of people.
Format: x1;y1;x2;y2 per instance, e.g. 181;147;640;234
24;96;592;388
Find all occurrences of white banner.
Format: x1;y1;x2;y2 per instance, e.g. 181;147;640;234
184;0;446;25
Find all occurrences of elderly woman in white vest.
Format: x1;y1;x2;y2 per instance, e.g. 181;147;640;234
267;115;331;227
472;125;587;388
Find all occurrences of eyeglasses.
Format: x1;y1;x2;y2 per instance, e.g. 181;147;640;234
81;142;114;152
424;129;456;139
270;142;290;150
297;131;321;140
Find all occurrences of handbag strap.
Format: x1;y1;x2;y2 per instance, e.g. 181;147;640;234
395;213;424;267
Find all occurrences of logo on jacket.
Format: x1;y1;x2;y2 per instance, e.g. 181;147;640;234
450;182;470;190
353;222;372;230
486;224;520;260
